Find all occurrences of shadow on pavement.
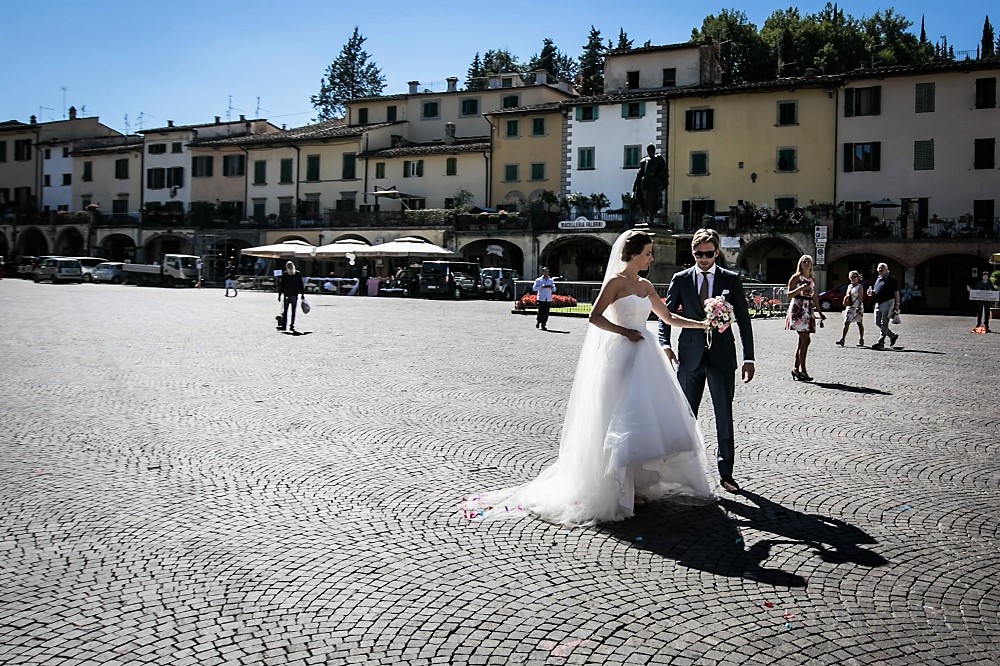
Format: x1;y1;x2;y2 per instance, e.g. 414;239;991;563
812;381;891;395
600;490;887;588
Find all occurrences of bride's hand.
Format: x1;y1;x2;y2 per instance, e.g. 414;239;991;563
702;319;712;330
623;329;644;342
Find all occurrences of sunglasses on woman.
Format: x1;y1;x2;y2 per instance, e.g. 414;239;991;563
692;250;716;258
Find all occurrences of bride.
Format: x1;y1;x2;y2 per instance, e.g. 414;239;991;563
466;229;717;526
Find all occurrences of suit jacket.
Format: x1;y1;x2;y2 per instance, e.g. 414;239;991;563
658;265;755;372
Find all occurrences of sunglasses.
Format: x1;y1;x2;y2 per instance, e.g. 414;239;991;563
692;250;716;258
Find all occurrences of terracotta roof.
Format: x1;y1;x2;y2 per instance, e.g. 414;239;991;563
566;74;843;105
0;120;35;134
139;118;265;134
347;93;409;104
484;101;564;116
842;58;1000;80
189;119;405;147
611;41;703;56
70;135;145;155
358;136;489;158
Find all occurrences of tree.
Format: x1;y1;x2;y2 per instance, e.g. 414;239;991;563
577;26;605;95
693;9;771;84
481;49;523;76
466;52;486;90
982;16;995;57
611;28;634;53
527;38;576;81
311;27;385;121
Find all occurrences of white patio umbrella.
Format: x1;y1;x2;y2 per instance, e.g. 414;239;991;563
241;239;314;258
353;236;455;258
306;238;372;259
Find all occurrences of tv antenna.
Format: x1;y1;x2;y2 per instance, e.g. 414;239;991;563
61;85;68;118
255;96;269;117
124;114;131;134
38;105;55;121
226;95;244;121
136;111;154;131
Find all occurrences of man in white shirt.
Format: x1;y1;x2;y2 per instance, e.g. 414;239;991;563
532;266;556;331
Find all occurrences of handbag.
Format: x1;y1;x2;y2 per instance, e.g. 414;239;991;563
891;311;901;325
300;298;311;314
842;294;852;307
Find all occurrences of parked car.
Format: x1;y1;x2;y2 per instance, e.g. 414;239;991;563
33;257;84;283
481;268;520;300
91;261;126;284
16;256;38;278
817;280;875;312
74;257;107;282
419;261;483;299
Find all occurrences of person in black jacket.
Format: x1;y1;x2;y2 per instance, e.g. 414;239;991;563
277;261;305;332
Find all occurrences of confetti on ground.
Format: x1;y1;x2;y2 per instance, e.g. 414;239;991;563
735;538;743;545
634;536;643;542
783;613;795;620
763;601;775;608
784;622;793;630
898;505;912;511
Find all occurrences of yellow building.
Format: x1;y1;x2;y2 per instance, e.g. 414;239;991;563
486;102;563;210
668;76;839;224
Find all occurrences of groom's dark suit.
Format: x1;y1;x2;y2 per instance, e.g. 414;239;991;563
658;265;755;479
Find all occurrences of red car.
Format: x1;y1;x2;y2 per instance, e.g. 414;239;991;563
817;280;875;312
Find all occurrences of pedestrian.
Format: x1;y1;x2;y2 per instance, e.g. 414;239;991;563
533;266;556;330
785;255;824;380
967;270;997;332
224;262;238;297
868;262;901;349
660;228;756;494
836;270;866;347
277;261;305;332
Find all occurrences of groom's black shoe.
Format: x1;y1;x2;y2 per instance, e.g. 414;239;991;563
720;476;741;494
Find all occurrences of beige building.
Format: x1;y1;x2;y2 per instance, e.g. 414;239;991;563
486;102;563;210
70;135;144;219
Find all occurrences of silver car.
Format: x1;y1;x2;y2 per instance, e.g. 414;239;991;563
74;257;108;282
33;257;84;283
91;261;126;284
481;268;520;300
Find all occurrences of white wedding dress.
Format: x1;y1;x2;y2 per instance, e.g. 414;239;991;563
466;248;717;526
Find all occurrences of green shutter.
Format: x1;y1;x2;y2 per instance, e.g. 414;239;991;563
639;101;646;117
871;142;881;171
416;160;423;177
403;160;410;178
843;143;854;172
685;110;693;130
844;89;855;117
706;109;714;129
593;106;599;120
575;107;582;121
871;86;881;115
621;103;628;118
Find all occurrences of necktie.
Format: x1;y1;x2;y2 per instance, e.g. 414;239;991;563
699;271;710;303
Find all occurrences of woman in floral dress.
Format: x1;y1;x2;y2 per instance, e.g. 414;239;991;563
785;255;823;381
836;271;865;347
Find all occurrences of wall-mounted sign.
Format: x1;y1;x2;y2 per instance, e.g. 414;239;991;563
486;244;504;256
557;217;606;230
720;236;741;249
815;245;826;265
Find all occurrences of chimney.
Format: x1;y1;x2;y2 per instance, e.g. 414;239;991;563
446;77;458;93
239;114;246;122
30;115;37;125
408;80;420;94
698;41;723;85
535;70;548;85
804;68;816;79
444;122;456;144
167;120;174;127
68;106;77;120
215;116;221;124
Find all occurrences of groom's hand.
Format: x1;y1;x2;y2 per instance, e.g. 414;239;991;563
663;348;677;366
741;362;755;383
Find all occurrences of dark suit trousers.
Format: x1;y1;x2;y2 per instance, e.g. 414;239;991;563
536;301;552;326
677;353;736;478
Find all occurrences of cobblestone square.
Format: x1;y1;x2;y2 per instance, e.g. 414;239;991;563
1;280;998;665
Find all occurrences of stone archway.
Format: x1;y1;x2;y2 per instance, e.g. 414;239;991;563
459;239;525;274
16;227;49;257
823;252;903;288
0;232;9;263
207;238;252;281
54;227;85;256
915;253;988;313
99;234;137;262
541;235;612;281
737;236;804;283
144;234;191;261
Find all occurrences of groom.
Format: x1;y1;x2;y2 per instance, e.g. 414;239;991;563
659;228;755;493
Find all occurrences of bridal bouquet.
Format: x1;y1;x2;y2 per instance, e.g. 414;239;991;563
704;296;734;347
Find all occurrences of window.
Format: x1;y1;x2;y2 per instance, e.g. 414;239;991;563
685;108;714;131
115;158;129;179
626;71;639;89
375;162;386;179
112;198;128;215
506;119;519;138
623;145;641;169
387;105;397;122
460;99;479;115
422;101;440;119
301;197;320;218
662;68;676;87
335;194;356;212
690;152;708;175
530;163;545;181
402;197;426;210
974;199;995;225
171;142;182;153
81;197;92;209
775;197;796;211
403;160;424;177
147;168;166;189
844;86;881;116
622;102;645;118
342;153;356;180
254;160;266;185
577;105;598;121
502;95;519;109
444;198;455;209
843;142;881;172
148;143;166;154
532;117;545;136
192;156;213;177
915;83;935;113
43;175;51;187
44;148;51;159
82;161;93;182
777;101;797;126
14;139;31;161
63;147;69;158
279;158;293;183
306;155;320;181
252;200;266;220
776;148;797;172
0;141;5;162
357;108;368;125
62;173;72;186
446;157;457;176
578;147;595;170
0;188;8;203
974;138;996;169
975;77;997;109
223;154;245;177
166;167;184;188
913;140;934;170
503;164;519;181
501;77;513;88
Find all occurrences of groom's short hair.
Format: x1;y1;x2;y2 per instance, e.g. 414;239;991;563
692;228;720;250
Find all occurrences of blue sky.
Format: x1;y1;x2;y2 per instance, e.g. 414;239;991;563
1;0;990;134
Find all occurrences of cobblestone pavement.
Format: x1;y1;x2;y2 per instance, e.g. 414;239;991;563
1;279;998;666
